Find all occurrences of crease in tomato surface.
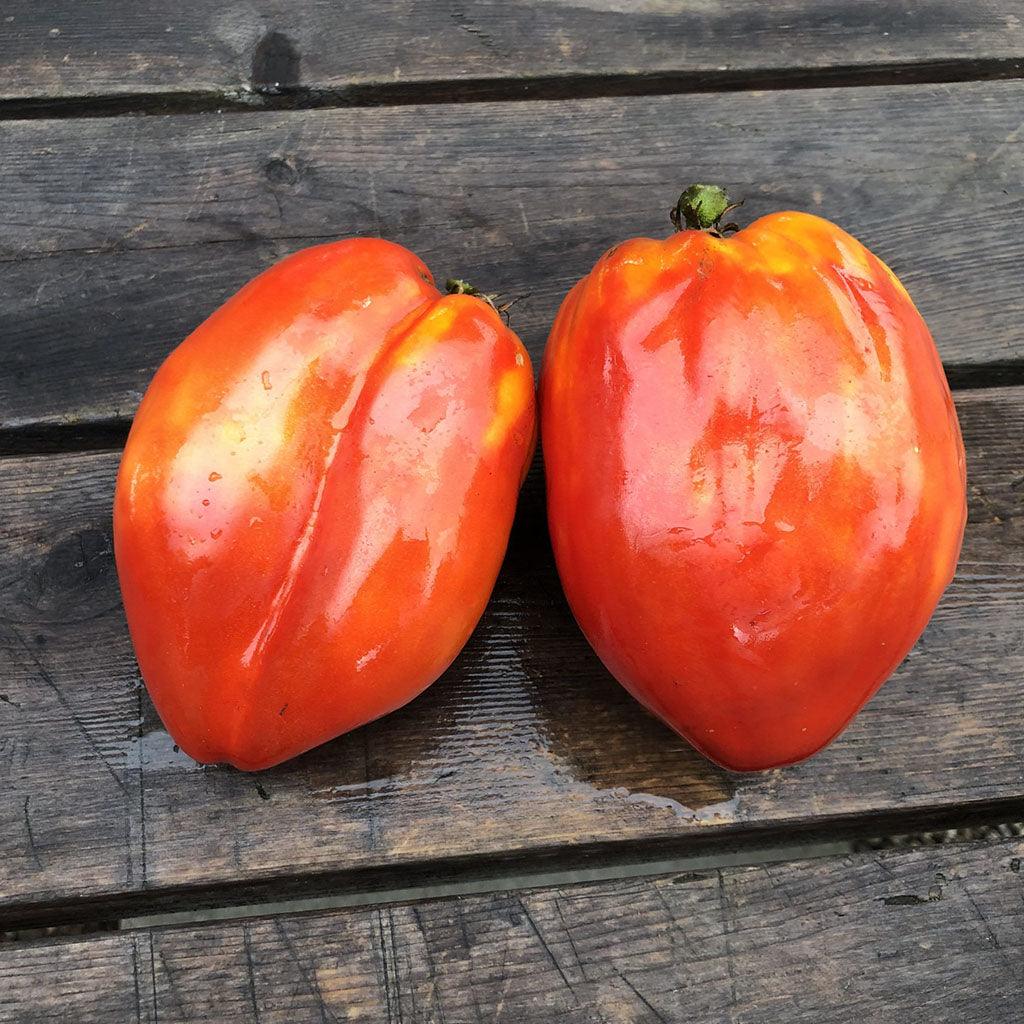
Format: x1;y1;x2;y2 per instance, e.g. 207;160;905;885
115;238;536;770
542;188;966;772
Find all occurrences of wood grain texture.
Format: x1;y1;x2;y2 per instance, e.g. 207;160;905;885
2;838;1022;1023
0;386;1021;918
2;0;1023;104
3;80;1024;437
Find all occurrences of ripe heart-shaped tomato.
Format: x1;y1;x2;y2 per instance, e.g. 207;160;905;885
541;185;966;771
115;239;535;770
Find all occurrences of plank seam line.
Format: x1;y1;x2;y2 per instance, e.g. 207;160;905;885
1;825;1021;950
2;365;1022;460
1;801;1022;941
1;57;1023;122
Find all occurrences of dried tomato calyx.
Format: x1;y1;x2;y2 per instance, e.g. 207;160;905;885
446;277;523;323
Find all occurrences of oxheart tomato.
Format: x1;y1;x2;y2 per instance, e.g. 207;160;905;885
115;239;535;770
541;185;966;772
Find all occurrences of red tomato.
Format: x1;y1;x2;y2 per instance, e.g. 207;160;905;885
115;239;535;770
541;186;966;771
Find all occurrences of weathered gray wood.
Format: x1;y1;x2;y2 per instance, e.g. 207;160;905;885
2;838;1022;1023
0;386;1021;918
0;929;149;1023
2;0;1023;105
3;80;1023;437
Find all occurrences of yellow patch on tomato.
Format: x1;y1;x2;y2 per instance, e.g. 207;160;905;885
746;232;800;276
393;302;459;368
485;367;531;447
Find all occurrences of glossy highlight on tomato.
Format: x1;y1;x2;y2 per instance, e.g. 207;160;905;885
115;239;536;770
541;186;966;772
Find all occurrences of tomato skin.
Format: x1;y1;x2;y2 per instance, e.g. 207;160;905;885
542;211;966;772
115;239;535;770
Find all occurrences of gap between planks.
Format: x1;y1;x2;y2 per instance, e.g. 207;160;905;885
1;57;1023;122
1;800;1022;941
3;835;855;945
0;360;1021;459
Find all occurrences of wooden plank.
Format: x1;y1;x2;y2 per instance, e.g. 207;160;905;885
3;81;1024;439
2;0;1023;105
0;930;146;1023
1;837;1022;1023
0;385;1021;918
